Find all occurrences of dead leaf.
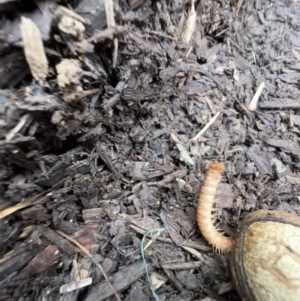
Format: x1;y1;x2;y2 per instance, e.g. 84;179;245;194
20;16;48;84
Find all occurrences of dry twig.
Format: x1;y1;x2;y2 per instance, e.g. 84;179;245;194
191;112;220;141
56;230;121;301
248;82;265;111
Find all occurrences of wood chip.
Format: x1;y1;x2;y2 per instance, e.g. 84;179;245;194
85;262;154;301
260;100;300;109
247;144;272;175
38;226;78;255
104;0;118;67
150;271;168;291
266;138;300;157
20;16;48;84
160;211;184;245
218;282;234;295
291;115;300;126
60;277;92;294
286;175;300;185
170;132;194;166
19;225;35;239
82;208;106;224
181;246;204;261
17;245;60;278
55;5;86;24
160;261;202;270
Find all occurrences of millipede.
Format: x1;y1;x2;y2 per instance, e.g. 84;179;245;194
196;162;234;253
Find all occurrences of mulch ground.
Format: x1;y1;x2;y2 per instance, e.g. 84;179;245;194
1;0;300;300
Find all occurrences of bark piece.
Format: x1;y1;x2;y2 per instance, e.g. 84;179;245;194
84;262;154;301
247;144;272;175
266;138;300;157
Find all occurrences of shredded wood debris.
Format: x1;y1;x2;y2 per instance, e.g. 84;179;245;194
150;272;168;291
60;277;92;294
181;246;204;261
141;228;165;301
56;230;122;301
2;0;300;299
105;0;118;67
171;132;194;166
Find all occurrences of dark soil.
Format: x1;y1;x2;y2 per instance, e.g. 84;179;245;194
1;0;300;300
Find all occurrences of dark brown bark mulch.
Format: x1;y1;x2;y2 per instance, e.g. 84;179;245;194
1;0;300;300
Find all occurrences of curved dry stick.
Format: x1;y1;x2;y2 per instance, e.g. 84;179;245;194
196;162;233;253
57;230;121;301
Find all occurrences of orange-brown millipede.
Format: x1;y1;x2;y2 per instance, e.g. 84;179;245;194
196;162;234;253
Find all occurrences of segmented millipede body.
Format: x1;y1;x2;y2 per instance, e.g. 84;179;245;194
196;162;234;253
